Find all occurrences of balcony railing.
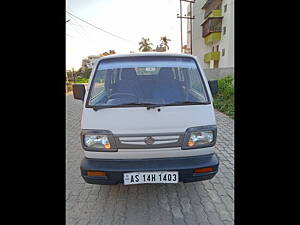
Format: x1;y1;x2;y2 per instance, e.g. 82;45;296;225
204;32;221;45
203;0;222;18
201;17;222;37
204;51;220;63
208;9;222;18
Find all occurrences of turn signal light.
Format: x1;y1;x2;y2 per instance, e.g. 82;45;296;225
194;167;213;173
187;140;195;147
104;143;111;149
87;171;107;176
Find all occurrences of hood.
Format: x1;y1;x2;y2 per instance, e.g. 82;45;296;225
81;105;216;134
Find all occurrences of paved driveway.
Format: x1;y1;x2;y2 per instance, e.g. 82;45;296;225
66;94;234;225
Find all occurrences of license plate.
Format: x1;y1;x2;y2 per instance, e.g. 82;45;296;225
123;171;179;185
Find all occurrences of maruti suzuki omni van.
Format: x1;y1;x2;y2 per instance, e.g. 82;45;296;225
72;52;219;185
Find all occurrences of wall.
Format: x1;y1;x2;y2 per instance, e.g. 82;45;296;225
203;67;234;80
218;0;234;68
192;0;234;69
192;0;211;69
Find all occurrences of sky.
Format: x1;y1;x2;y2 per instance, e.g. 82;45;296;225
66;0;191;70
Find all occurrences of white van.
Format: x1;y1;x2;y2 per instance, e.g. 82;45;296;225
72;53;219;185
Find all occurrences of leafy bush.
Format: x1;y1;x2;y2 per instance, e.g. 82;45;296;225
80;68;92;79
66;83;72;93
213;76;234;118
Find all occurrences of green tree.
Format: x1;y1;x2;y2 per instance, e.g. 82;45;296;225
66;70;73;82
81;68;92;79
138;37;153;52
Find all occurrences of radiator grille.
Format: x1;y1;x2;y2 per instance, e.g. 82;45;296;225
114;133;184;149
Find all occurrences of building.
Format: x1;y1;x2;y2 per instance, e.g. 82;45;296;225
187;0;234;69
82;55;101;69
182;45;191;54
81;50;116;70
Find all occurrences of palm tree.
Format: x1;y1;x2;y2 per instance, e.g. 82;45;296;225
160;36;171;51
138;38;153;52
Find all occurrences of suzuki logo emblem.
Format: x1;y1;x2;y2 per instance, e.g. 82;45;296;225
144;136;155;145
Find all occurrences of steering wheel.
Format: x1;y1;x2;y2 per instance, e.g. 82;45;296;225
107;93;138;101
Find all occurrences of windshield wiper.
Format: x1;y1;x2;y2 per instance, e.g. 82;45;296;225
146;101;210;109
172;101;210;105
92;101;210;111
92;102;157;111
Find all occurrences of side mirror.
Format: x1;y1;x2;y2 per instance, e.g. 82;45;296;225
208;80;218;97
72;84;86;101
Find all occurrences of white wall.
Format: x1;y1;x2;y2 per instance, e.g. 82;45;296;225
218;0;234;68
192;0;211;69
192;0;234;69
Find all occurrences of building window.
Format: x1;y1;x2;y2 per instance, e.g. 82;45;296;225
214;61;219;68
223;26;226;35
216;45;219;52
224;4;227;13
212;46;214;52
222;48;225;56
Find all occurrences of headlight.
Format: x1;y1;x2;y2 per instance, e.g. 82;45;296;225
84;135;111;149
81;130;117;151
182;126;217;149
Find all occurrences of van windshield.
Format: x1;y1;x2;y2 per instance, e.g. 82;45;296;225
87;56;209;108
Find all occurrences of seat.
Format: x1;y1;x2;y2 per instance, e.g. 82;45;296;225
113;68;143;97
138;75;156;98
153;68;183;102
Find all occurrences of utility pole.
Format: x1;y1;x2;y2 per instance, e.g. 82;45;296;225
190;2;193;55
179;1;183;53
177;0;196;54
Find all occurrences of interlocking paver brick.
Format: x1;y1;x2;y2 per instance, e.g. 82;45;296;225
66;95;234;225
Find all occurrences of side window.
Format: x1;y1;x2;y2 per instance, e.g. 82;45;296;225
106;68;120;90
171;68;176;80
179;68;185;82
188;69;206;96
174;67;179;81
111;69;119;86
176;68;185;82
90;70;106;101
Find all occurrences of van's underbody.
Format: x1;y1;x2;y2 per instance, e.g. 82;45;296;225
81;153;219;185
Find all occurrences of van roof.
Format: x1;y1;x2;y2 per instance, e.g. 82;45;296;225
95;52;197;61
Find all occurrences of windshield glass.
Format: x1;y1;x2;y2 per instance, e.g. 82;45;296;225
88;56;209;107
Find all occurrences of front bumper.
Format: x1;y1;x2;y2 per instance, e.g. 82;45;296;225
80;153;219;185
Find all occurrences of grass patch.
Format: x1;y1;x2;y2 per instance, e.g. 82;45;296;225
213;76;234;118
75;77;89;83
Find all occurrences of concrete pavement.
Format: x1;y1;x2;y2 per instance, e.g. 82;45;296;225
66;94;234;225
